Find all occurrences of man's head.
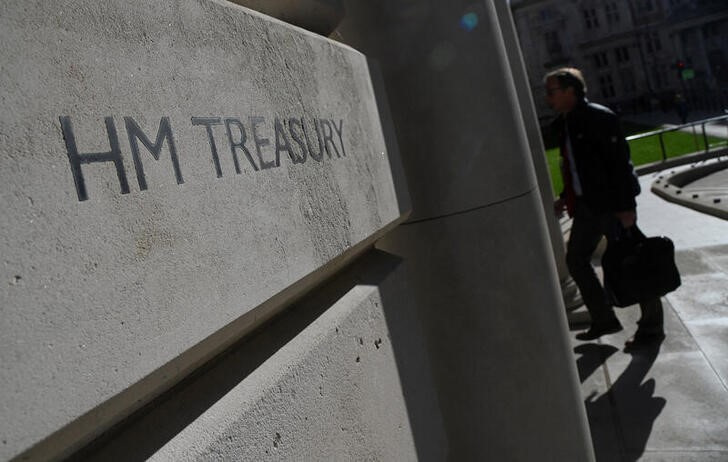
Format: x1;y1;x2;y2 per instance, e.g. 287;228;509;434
544;67;586;114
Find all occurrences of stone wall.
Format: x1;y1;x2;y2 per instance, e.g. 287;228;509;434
0;1;410;459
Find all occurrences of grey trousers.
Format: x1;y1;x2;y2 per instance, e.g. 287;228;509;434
566;200;663;333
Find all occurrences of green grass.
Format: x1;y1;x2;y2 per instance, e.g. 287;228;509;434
544;125;727;195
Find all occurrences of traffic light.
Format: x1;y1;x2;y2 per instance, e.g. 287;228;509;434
674;59;695;80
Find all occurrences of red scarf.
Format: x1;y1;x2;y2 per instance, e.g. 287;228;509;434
560;131;577;217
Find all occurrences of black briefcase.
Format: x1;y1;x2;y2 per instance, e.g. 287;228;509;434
602;227;681;307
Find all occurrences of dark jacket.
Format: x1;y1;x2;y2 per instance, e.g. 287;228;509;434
551;99;640;213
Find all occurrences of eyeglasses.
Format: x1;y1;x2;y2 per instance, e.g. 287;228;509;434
546;87;563;96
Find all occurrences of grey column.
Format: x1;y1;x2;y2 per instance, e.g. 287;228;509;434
492;1;571;279
494;0;582;311
337;0;594;459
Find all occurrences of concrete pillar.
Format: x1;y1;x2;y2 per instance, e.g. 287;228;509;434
337;1;594;459
492;0;582;311
494;0;562;271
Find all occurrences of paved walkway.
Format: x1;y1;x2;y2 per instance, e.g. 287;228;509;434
554;110;728;460
568;168;728;460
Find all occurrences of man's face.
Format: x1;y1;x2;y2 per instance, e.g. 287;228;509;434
545;77;575;114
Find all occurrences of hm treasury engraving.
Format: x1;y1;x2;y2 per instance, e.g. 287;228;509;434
60;115;347;201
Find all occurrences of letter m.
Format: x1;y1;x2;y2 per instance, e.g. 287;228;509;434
124;116;184;190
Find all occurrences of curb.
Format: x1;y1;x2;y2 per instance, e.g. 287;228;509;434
650;159;728;220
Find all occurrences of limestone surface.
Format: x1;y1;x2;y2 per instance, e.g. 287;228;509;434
0;0;406;459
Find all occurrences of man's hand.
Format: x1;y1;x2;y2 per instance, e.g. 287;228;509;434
615;209;636;228
554;197;566;218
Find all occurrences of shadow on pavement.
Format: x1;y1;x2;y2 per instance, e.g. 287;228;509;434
576;340;666;461
575;343;619;383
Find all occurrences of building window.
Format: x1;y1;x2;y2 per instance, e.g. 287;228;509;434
704;22;722;39
583;9;599;29
645;33;662;53
637;0;655;13
652;67;665;89
593;52;609;68
539;7;555;22
709;49;728;84
615;46;630;63
599;74;616;98
605;3;620;25
620;69;636;93
544;30;562;56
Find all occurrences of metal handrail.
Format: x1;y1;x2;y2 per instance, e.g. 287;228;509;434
625;113;728;162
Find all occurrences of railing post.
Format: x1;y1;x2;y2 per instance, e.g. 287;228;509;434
659;132;666;162
692;123;700;151
702;123;709;154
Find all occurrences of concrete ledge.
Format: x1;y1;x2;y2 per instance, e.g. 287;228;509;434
663;160;728;188
69;250;446;461
651;160;728;220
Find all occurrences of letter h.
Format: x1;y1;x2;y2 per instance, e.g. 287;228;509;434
60;116;130;202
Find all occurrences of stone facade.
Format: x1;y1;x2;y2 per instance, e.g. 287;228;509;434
511;0;728;122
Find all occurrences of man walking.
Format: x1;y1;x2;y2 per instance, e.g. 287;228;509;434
545;67;664;348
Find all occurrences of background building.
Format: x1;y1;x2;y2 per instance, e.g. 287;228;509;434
511;0;728;124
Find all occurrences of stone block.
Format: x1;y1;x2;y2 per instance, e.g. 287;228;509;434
0;1;407;459
75;250;446;461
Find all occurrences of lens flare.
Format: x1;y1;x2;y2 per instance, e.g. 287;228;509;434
460;12;478;31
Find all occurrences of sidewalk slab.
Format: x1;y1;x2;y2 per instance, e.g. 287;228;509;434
637;172;728;249
570;168;728;461
638;452;728;461
574;343;622;460
618;351;728;453
572;295;728;460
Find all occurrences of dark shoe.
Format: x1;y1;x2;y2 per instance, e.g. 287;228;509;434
575;319;623;341
624;331;665;350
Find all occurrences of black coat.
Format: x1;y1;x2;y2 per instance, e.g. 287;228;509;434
551;99;641;213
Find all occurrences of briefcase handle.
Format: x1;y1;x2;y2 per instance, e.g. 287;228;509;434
615;223;647;243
